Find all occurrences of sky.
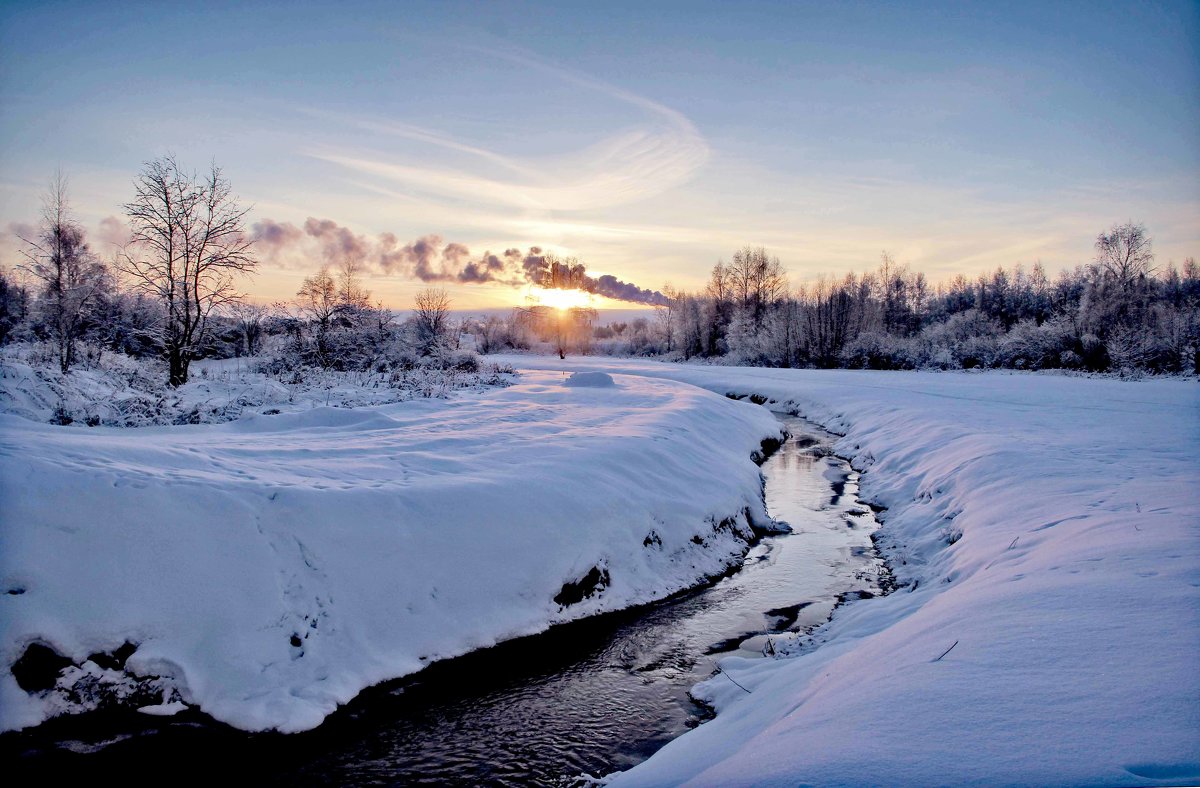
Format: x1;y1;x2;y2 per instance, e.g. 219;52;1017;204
1;0;1197;310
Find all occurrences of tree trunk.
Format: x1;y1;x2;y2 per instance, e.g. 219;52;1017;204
168;347;189;387
58;334;70;374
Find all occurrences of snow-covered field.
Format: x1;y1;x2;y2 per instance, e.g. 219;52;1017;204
489;356;1200;787
3;349;1197;786
0;368;782;732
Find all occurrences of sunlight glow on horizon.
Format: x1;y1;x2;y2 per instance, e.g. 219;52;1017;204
524;286;599;312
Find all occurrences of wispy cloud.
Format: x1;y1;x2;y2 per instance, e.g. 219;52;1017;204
304;48;709;214
297;109;540;179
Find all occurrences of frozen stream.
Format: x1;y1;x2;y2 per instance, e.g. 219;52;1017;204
4;414;888;785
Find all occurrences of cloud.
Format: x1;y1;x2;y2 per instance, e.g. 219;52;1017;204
248;216;666;303
249;219;307;268
303;217;370;264
3;221;37;244
93;216;130;249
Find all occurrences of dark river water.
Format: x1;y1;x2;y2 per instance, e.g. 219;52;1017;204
3;414;886;786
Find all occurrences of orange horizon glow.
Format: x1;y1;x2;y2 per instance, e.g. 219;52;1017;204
525;286;597;311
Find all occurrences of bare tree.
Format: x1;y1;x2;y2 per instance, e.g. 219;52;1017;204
413;287;451;354
1085;222;1157;335
728;246;786;327
336;258;372;310
119;156;257;385
656;282;679;352
229;301;267;357
0;264;31;346
1095;222;1154;289
18;172;111;373
296;268;339;331
293;268;340;367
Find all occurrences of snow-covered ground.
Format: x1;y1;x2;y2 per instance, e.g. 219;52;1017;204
0;348;511;427
489;356;1200;787
4;349;1197;785
0;369;782;732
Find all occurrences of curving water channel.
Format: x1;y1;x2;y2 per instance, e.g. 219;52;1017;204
4;414;887;785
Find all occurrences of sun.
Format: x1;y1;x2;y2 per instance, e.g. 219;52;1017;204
527;286;595;311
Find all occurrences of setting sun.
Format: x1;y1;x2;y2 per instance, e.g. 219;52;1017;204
526;286;595;311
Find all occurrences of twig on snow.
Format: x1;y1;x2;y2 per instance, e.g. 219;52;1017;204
932;640;959;662
718;667;752;693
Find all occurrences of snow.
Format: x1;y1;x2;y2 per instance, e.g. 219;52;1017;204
0;369;782;733
4;348;1197;784
489;356;1200;787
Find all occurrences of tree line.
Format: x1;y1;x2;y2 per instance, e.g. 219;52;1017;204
577;230;1196;374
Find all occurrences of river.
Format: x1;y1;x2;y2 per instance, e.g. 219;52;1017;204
4;414;887;785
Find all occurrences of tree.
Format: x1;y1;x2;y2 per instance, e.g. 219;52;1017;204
413;287;451;354
1095;221;1154;289
470;314;507;354
1085;222;1156;341
292;268;343;368
336;258;372;311
728;246;786;327
296;268;339;332
18;173;110;372
568;306;598;356
0;266;30;345
229;301;267;357
119;156;257;385
656;283;679;352
703;260;733;355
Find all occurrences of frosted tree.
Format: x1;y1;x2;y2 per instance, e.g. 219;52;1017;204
296;268;339;333
0;266;31;346
19;174;111;373
728;246;786;328
336;258;372;312
655;283;679;353
469;314;507;354
413;287;452;355
1095;222;1154;289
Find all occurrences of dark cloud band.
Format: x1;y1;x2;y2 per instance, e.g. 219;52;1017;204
249;217;667;305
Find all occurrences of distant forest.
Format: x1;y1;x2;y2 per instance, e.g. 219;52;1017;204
487;222;1199;375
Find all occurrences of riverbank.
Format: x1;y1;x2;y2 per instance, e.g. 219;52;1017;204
0;370;782;734
491;357;1200;787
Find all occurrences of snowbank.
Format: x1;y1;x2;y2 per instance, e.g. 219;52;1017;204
493;356;1200;787
0;370;782;733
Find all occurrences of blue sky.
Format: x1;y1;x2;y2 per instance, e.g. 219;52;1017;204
2;0;1197;307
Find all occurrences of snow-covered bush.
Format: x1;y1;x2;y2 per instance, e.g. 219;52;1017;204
0;342;514;428
841;331;917;370
994;317;1074;370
